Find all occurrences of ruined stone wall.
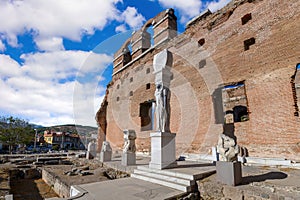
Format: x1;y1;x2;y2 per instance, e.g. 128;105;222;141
42;168;70;198
97;0;300;160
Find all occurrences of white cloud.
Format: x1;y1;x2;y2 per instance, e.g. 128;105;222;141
0;1;147;49
0;40;5;52
73;81;105;126
0;1;149;127
115;24;127;33
6;34;19;48
34;37;65;51
120;7;146;30
158;0;202;22
0;54;21;77
0;0;121;46
0;51;112;127
207;0;231;12
19;51;112;81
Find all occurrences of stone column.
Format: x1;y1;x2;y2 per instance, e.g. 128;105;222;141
121;130;136;166
149;49;177;169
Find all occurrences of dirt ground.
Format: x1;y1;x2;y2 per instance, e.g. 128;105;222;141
198;165;300;200
0;167;9;199
0;158;128;200
0;164;59;200
43;158;128;186
10;178;58;200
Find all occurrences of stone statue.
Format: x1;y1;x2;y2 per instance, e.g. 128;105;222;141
123;130;136;153
149;49;176;170
155;84;170;132
217;133;239;162
153;49;172;133
101;141;112;152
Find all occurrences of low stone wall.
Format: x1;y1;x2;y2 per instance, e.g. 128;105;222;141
42;169;69;198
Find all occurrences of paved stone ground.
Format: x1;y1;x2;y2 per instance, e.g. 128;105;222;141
39;154;300;200
198;165;300;200
102;153;151;174
71;177;185;200
49;155;300;200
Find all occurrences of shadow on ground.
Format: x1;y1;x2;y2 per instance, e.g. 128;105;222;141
241;171;287;185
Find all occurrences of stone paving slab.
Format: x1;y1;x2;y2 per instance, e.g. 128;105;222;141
73;177;184;200
47;158;216;200
136;162;216;180
102;154;151;174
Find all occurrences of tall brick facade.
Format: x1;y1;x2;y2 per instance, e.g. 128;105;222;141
96;0;300;161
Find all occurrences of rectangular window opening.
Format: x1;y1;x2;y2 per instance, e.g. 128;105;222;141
223;81;249;123
139;102;154;131
244;37;255;51
241;13;252;25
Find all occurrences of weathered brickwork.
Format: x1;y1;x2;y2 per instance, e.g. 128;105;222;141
96;0;300;160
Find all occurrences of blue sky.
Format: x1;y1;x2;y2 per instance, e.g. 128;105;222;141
0;0;230;127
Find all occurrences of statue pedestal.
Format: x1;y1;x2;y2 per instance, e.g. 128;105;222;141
86;151;96;159
216;161;242;186
99;151;112;162
121;152;136;166
149;131;177;169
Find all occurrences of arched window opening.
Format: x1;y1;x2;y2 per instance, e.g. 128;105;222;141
145;25;154;47
122;41;132;66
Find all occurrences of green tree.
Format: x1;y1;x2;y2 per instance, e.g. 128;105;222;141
0;116;34;154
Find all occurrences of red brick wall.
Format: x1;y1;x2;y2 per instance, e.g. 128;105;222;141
97;0;300;161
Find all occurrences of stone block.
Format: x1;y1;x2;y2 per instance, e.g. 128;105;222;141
121;152;136;166
86;151;95;159
149;131;177;169
5;195;13;200
100;151;112;162
216;161;242;186
212;146;219;161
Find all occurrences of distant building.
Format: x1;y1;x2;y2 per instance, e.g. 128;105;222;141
44;130;83;149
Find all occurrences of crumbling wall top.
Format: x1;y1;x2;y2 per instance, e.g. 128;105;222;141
112;8;177;75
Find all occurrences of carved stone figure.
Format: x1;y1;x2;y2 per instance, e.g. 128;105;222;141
123;130;136;153
149;49;176;170
153;49;172;133
217;133;239;162
155;84;170;132
101;141;112;152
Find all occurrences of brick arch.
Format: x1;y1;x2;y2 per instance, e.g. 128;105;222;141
141;18;154;32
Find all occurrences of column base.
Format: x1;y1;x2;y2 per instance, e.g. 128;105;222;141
216;161;242;186
100;151;112;162
121;152;136;166
149;131;177;170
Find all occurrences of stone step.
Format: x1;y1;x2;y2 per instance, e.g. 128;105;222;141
136;166;195;180
131;173;191;192
133;169;195;186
